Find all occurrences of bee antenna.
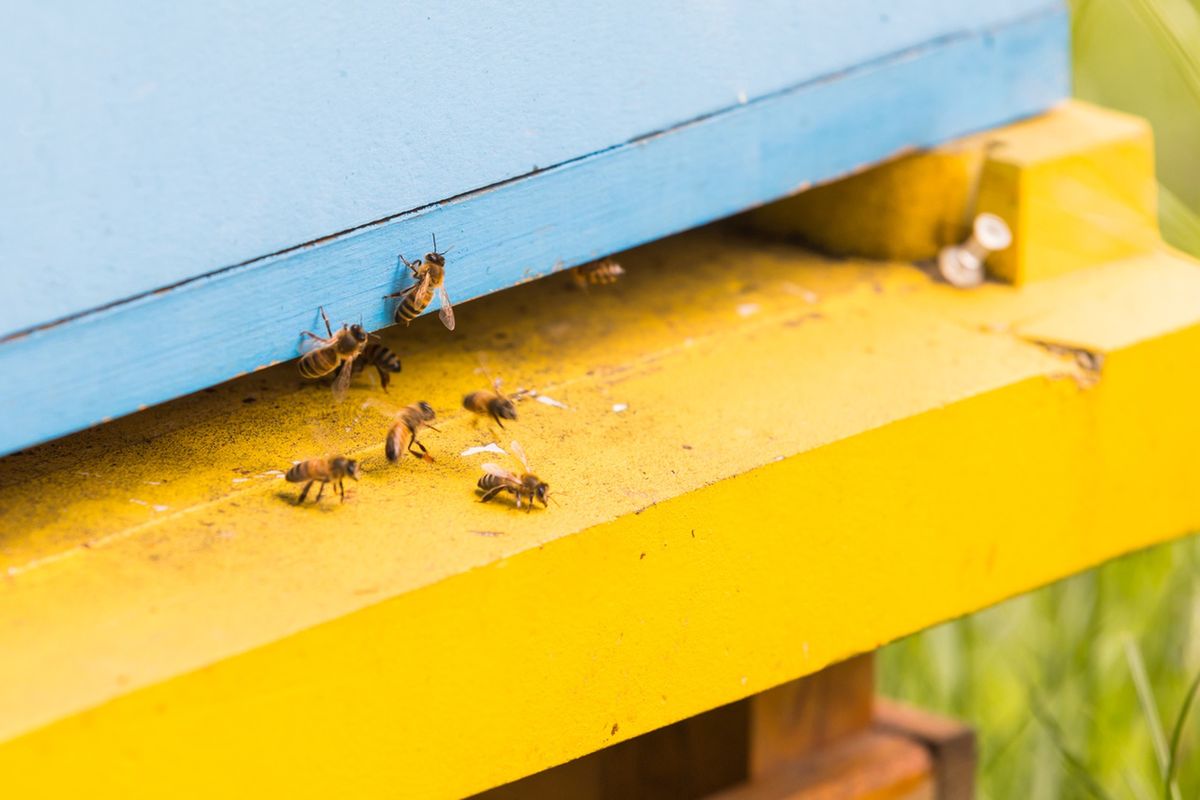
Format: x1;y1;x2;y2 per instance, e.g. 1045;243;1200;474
431;233;437;253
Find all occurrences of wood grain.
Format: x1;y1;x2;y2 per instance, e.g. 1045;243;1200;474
712;733;934;800
751;654;876;777
876;700;977;800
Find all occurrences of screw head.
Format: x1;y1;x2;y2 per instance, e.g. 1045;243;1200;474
972;213;1012;251
938;246;985;288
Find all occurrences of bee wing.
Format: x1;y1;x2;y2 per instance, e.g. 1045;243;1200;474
437;286;455;331
299;334;333;355
331;356;355;401
509;440;530;472
481;463;518;481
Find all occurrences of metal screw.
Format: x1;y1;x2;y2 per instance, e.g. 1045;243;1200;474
938;213;1013;288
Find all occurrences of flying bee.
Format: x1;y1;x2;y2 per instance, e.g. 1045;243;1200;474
385;401;439;463
351;341;403;391
298;306;369;401
383;234;455;331
477;441;550;511
462;370;519;429
571;257;625;290
286;455;361;504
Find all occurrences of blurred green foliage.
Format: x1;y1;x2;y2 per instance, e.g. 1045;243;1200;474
881;537;1200;799
1071;0;1200;255
881;5;1200;797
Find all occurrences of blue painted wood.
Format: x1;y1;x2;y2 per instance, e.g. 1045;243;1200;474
0;7;1069;456
1;0;1058;338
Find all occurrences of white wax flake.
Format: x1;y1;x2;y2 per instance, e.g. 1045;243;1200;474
736;303;760;317
145;480;163;486
461;443;508;458
231;477;249;484
152;505;169;513
129;499;149;507
536;395;570;410
611;403;628;413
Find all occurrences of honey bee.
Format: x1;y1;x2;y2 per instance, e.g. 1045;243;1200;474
384;234;455;330
571;257;625;290
286;456;361;504
462;374;519;429
477;441;550;511
298;307;369;400
385;401;439;463
351;341;403;391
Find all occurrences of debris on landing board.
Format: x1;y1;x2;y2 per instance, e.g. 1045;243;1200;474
611;403;628;413
461;443;508;458
532;393;570;410
736;302;760;317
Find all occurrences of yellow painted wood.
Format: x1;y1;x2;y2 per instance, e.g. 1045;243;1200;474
744;144;983;262
2;215;1200;793
976;101;1158;284
743;101;1159;285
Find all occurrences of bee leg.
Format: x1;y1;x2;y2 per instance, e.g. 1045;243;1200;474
409;438;434;463
318;306;334;337
297;481;314;504
490;412;506;429
338;480;346;503
376;367;390;392
479;486;505;503
315;481;327;502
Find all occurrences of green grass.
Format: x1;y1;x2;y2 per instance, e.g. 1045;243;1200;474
880;5;1200;795
1070;0;1200;256
880;535;1200;799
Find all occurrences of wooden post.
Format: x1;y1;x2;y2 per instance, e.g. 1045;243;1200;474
472;653;974;799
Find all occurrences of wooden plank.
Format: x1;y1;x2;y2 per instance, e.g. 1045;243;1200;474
744;101;1156;282
0;1;1061;336
710;733;934;800
876;700;976;800
751;654;876;777
476;702;750;800
0;8;1068;457
2;218;1200;797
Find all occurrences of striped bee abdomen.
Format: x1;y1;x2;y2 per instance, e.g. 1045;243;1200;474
286;459;327;482
353;343;402;390
297;347;340;379
394;289;432;324
477;474;507;492
385;424;407;463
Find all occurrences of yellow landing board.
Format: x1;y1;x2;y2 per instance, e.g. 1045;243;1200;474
2;227;1199;798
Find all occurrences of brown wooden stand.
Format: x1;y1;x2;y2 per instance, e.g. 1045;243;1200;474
473;654;975;799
